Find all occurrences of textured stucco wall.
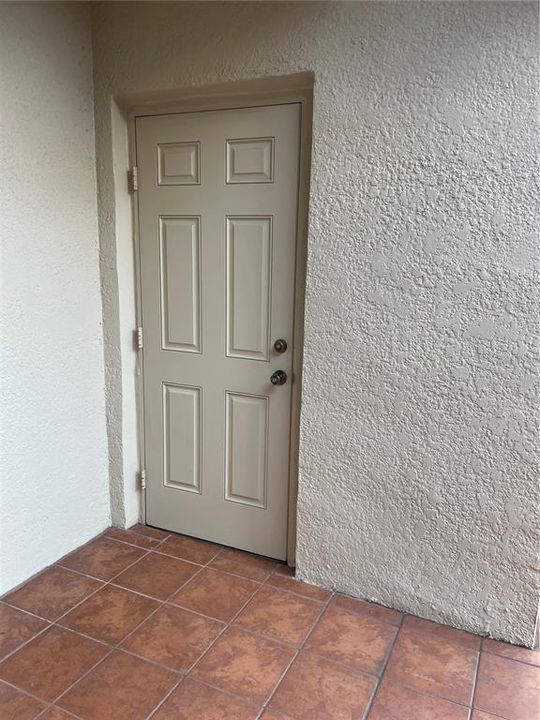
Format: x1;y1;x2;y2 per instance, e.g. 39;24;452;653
0;2;110;593
91;1;539;645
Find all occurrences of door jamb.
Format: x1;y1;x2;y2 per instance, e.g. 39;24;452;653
125;77;313;565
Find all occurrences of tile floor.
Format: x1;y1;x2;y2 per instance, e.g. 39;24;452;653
0;525;538;720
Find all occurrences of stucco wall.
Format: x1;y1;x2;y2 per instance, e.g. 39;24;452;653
91;1;539;645
0;2;110;593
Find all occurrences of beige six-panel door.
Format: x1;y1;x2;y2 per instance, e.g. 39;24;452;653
136;104;300;560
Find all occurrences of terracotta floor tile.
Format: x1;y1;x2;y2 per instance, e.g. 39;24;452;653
369;677;470;719
3;567;102;622
273;564;295;577
266;572;332;602
0;680;45;719
59;584;158;644
159;534;221;565
59;537;145;581
122;604;223;672
209;549;277;582
59;650;178;720
385;629;477;705
191;625;295;703
235;585;322;646
474;652;540;720
105;527;161;550
403;614;481;650
152;678;260;719
331;594;402;626
39;708;75;719
270;651;376;720
6;528;538;720
132;524;171;541
305;605;397;674
113;552;200;600
172;567;259;622
483;637;540;667
0;603;48;660
0;626;107;702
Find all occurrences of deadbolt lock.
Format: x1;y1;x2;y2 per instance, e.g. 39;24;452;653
273;338;288;354
270;370;287;386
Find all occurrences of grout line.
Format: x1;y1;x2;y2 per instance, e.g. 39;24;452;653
399;615;484;653
165;598;248;626
146;548;216;567
144;564;273;719
262;575;331;604
130;526;172;543
104;535;167;552
2;567;105;610
183;580;270;674
116;567;208;644
50;625;114;650
49;581;116;625
56;553;211;650
185;674;265;707
470;645;483;713
202;565;274;584
51;645;116;711
143;675;185;720
0;599;56;624
0;677;64;718
35;701;86;720
114;646;184;676
49;560;185;716
54;564;114;583
481;645;540;669
107;581;177;603
0;619;53;665
259;588;335;716
288;645;385;681
107;550;208;601
152;545;220;561
363;609;403;719
324;599;403;630
55;538;154;586
73;553;218;719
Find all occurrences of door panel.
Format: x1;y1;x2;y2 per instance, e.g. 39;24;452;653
162;383;201;493
225;391;269;509
136;104;300;560
226;216;272;360
159;216;201;353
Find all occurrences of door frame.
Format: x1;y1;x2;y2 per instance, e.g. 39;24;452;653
125;74;313;564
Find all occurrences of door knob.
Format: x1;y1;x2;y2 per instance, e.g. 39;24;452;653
273;338;288;354
270;370;287;386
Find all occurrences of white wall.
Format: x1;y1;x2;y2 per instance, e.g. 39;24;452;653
0;2;110;593
91;1;539;645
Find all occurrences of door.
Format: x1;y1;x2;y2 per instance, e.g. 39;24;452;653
136;103;300;560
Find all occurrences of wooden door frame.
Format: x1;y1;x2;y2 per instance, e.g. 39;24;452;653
123;73;313;565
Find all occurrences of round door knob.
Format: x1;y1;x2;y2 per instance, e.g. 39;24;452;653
273;338;288;354
270;370;287;386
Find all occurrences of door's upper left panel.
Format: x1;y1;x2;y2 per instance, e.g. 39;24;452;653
157;141;201;185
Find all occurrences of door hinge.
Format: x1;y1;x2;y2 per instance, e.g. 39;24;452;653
135;326;143;350
140;469;146;491
128;166;138;193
